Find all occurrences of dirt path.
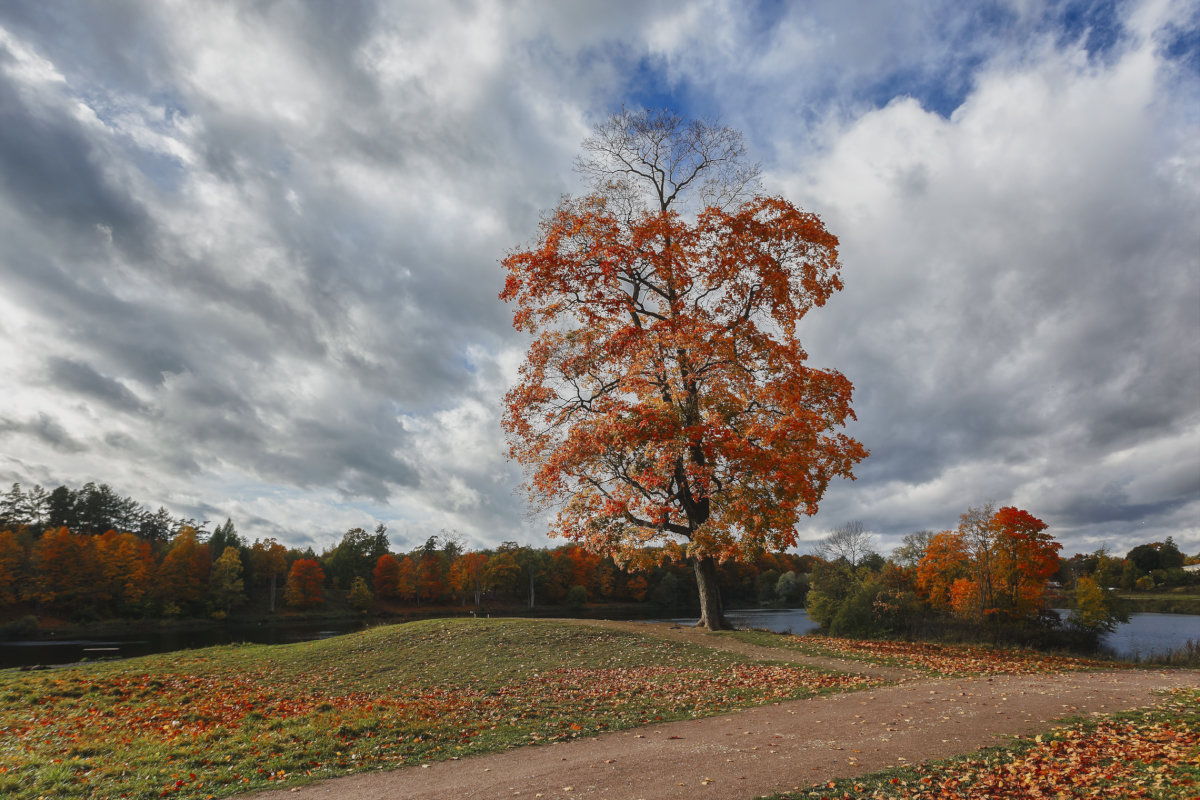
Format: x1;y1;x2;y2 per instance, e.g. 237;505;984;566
245;623;1199;800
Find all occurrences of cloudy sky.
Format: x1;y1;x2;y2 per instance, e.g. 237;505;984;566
0;0;1196;559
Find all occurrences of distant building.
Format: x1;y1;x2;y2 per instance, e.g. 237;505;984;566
1183;563;1200;573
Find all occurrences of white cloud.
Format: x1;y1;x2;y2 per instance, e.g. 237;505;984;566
780;7;1199;552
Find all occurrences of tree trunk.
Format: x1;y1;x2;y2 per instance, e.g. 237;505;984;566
269;574;276;613
692;556;730;630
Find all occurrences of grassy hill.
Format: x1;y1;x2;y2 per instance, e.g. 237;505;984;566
0;618;868;799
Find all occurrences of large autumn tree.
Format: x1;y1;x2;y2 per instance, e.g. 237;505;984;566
501;109;867;629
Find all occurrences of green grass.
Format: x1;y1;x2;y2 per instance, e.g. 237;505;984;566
1116;593;1200;615
0;618;873;799
759;688;1200;799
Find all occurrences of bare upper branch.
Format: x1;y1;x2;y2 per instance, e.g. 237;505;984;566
575;108;761;214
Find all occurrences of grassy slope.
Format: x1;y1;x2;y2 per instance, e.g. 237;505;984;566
0;618;871;800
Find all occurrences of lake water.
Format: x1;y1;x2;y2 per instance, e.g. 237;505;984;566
0;621;371;669
669;608;1200;660
1096;612;1200;659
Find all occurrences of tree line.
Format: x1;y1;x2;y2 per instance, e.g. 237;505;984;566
0;482;1193;637
0;482;813;625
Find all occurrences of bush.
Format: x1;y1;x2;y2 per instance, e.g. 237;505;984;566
650;572;684;612
0;614;39;640
1068;576;1128;634
828;580;878;637
1138;639;1200;667
774;571;807;606
805;560;854;628
755;570;781;605
566;585;588;611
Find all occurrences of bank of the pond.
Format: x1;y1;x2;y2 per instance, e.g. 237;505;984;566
704;607;1200;661
1117;592;1200;615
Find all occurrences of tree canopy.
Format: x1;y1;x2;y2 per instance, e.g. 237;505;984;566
501;109;867;628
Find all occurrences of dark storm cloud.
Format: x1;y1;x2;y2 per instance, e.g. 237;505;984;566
5;253;192;386
287;415;420;496
0;62;150;256
1050;487;1194;528
0;413;86;453
45;358;147;413
0;1;463;517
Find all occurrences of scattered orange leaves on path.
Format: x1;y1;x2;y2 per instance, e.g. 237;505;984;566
791;688;1199;800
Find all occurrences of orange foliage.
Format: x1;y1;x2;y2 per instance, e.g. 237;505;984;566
416;553;443;604
0;529;24;604
372;554;401;599
395;555;417;602
914;530;967;610
156;528;210;609
500;193;867;569
449;552;487;605
916;506;1061;622
564;545;600;594
483;551;521;595
250;539;288;582
284;559;325;609
95;529;153;608
32;526;97;607
991;506;1060;619
949;577;981;619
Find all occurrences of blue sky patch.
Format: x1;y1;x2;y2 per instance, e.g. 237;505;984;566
1050;0;1127;60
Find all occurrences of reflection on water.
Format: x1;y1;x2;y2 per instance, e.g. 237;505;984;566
724;608;821;636
662;608;820;636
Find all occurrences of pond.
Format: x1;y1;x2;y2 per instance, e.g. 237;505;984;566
1098;611;1200;660
0;620;373;669
669;608;1200;660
